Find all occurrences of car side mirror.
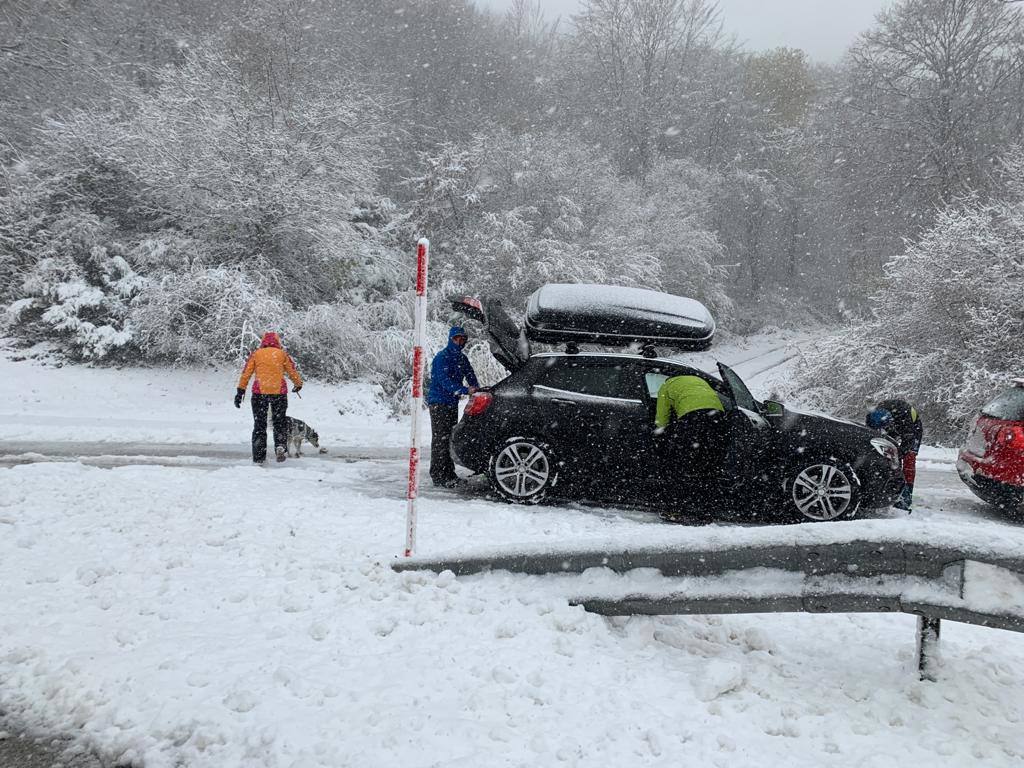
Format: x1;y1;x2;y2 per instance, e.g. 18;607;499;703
763;400;785;416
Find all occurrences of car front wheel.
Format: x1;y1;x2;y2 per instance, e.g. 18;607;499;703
784;459;861;522
488;437;559;505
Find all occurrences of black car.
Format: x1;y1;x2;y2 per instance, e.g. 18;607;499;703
449;289;904;522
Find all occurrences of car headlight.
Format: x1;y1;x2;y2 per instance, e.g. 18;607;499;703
871;437;901;470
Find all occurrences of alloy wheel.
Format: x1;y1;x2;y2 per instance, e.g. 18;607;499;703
493;442;551;499
791;463;854;521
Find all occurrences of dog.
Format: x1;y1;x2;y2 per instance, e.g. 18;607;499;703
285;417;327;457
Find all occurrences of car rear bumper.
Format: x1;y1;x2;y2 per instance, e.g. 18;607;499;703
958;454;1024;506
451;417;495;474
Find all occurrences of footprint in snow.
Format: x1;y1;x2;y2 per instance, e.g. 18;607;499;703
694;660;743;702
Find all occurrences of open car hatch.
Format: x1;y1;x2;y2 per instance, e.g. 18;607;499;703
450;296;531;372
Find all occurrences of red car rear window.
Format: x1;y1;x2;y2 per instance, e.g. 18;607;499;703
982;387;1024;421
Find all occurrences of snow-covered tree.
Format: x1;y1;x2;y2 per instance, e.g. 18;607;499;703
405;132;728;319
0;45;409;377
799;153;1024;439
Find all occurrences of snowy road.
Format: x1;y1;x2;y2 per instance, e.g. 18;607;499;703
0;442;405;468
0;437;1010;529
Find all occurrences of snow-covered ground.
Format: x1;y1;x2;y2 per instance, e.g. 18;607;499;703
3;329;1023;768
3;459;1024;768
0;348;406;449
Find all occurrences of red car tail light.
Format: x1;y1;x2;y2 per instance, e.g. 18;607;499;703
464;391;493;417
999;424;1024;446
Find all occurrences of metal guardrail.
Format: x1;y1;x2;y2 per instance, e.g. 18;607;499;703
394;539;1024;681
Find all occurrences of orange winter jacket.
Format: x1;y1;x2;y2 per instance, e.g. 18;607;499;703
238;333;303;395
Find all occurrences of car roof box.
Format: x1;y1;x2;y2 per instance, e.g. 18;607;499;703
524;283;715;351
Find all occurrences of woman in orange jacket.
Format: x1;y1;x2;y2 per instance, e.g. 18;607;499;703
235;332;303;463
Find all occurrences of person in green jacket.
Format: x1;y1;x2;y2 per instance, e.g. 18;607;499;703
654;375;725;435
654;375;729;520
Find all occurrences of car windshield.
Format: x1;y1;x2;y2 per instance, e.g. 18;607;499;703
981;387;1024;421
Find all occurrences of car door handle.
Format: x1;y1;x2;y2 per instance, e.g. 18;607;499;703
552;398;578;407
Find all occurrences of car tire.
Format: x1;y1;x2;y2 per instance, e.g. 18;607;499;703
782;458;861;522
488;437;559;505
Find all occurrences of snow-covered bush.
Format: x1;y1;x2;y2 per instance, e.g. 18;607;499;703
3;210;147;360
0;45;412;380
48;47;382;303
624;159;732;320
129;265;287;364
282;300;413;384
799;191;1024;441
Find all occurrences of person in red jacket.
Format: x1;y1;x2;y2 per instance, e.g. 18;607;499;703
236;332;303;464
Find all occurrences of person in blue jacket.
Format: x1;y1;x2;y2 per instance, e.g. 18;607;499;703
427;326;479;487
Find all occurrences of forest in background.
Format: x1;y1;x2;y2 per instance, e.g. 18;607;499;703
2;0;1023;435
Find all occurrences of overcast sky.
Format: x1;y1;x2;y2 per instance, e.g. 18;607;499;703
479;0;895;62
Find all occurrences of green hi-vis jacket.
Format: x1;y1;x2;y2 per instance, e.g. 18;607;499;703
655;375;725;429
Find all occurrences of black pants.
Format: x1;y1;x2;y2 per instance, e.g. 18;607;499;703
252;394;288;462
428;403;459;485
663;409;727;477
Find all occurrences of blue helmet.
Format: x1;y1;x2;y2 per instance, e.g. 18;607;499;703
866;408;893;430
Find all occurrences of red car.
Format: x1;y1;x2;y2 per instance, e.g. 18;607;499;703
958;379;1024;512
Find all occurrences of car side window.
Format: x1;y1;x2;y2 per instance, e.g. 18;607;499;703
645;373;669;399
537;361;643;400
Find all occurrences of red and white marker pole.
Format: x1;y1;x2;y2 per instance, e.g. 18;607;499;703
405;237;430;557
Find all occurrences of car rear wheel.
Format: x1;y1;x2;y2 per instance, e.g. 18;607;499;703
784;459;861;522
488;437;559;505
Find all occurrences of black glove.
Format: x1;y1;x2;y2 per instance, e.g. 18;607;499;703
293;384;303;394
234;388;245;408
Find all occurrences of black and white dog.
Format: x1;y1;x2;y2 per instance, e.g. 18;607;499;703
285;417;327;457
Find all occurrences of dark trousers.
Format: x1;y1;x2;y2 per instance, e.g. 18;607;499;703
663;409;727;476
252;394;288;462
428;403;459;485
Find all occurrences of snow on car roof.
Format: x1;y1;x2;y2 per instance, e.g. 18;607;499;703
532;283;713;329
532;351;702;367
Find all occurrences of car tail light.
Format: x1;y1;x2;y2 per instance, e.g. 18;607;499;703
871;437;901;470
998;424;1024;447
464;391;493;417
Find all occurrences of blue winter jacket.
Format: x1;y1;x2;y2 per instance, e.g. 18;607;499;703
426;327;480;407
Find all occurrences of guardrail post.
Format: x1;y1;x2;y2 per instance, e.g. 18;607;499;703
916;615;941;681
